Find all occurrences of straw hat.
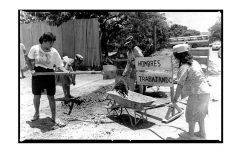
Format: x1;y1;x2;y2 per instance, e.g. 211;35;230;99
173;44;189;53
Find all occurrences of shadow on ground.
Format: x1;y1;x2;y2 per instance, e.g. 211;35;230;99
144;90;168;98
107;114;155;130
26;117;66;133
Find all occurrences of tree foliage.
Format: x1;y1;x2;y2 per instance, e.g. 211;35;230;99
20;11;201;57
106;12;170;52
168;24;200;37
208;16;221;42
21;11;170;55
20;11;46;24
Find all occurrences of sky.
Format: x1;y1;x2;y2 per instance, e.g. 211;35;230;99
162;12;221;32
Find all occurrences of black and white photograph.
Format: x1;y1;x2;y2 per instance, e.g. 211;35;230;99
4;0;240;158
18;10;222;142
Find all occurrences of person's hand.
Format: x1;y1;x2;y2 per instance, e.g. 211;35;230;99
169;102;177;108
172;98;178;104
172;103;178;108
30;70;36;76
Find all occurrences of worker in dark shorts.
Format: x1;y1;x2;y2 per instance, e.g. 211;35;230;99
26;32;69;123
32;67;56;95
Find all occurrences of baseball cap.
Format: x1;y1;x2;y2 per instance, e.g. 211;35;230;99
173;44;189;53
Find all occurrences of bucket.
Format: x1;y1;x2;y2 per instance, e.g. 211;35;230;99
103;65;117;79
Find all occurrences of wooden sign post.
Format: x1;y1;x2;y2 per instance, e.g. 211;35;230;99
135;55;183;123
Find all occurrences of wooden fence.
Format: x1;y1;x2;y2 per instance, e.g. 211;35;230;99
20;18;100;67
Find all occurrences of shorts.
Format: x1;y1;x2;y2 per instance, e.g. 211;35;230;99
186;93;210;123
32;66;56;95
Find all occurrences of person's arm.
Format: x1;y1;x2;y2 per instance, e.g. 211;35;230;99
23;48;27;56
134;46;144;57
122;60;130;76
21;44;27;59
172;84;184;113
172;84;183;103
26;46;36;75
26;56;37;76
173;65;188;103
58;66;69;73
122;52;131;76
26;56;34;71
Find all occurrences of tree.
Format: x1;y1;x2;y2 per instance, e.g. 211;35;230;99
182;29;201;37
110;12;169;51
20;11;170;56
168;24;200;37
20;11;46;24
208;16;221;42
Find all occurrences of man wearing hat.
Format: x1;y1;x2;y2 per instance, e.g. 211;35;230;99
122;36;144;91
172;44;211;140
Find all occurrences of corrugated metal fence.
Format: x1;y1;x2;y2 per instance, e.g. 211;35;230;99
20;18;100;67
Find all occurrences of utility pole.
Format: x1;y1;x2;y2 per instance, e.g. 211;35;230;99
153;25;156;52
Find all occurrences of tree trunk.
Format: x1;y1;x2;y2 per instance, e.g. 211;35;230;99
100;31;109;57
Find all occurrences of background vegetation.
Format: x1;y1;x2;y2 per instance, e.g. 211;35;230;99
20;11;222;56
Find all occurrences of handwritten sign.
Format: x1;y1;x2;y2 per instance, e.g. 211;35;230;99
136;71;174;87
135;56;172;71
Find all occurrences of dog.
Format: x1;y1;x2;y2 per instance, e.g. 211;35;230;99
55;54;84;100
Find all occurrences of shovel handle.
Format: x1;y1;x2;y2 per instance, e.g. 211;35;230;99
34;71;103;76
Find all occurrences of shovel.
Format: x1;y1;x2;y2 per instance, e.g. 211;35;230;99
33;71;102;76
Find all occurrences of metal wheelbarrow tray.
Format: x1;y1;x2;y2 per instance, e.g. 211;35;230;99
106;90;157;127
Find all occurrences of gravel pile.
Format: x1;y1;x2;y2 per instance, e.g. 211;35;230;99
62;85;114;109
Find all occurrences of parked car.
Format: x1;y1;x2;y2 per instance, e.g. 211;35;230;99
212;41;221;51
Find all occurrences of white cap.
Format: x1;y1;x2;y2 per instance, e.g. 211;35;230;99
173;44;189;53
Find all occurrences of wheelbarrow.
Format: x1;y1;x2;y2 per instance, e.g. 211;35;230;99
106;90;157;127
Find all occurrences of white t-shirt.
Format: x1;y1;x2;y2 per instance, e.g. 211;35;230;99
28;44;63;69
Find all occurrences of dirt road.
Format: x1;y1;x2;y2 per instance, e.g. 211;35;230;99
19;48;222;141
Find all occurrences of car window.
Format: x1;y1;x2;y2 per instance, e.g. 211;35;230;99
189;37;197;41
178;38;185;42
